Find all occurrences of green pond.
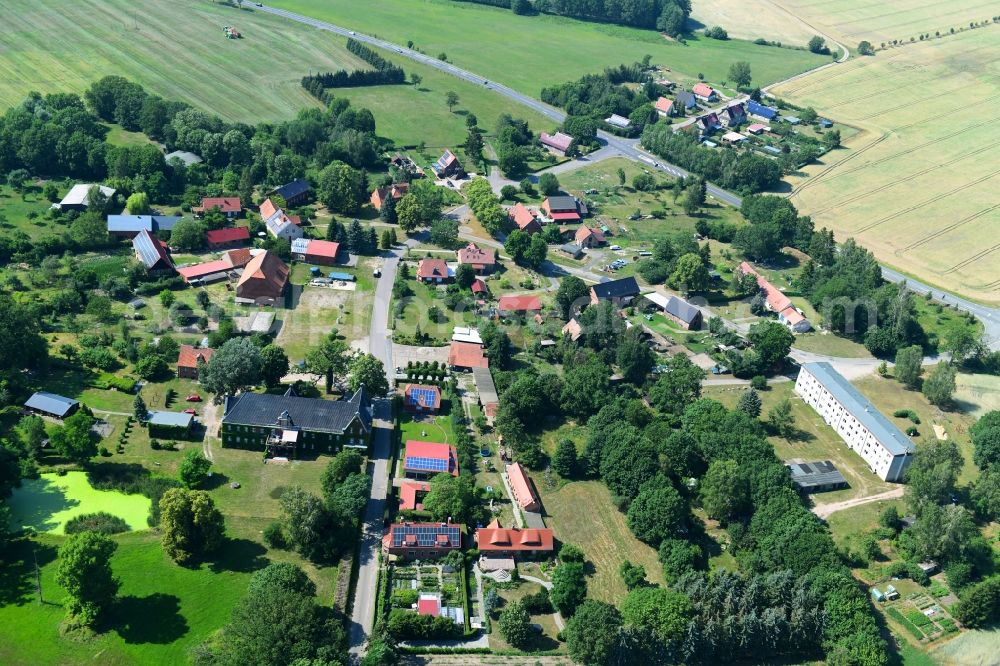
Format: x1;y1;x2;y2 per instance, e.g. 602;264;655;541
8;471;150;534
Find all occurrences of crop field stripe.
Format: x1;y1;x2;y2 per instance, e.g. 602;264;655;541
835;1;1000;38
943;242;1000;277
902;203;1000;253
855;74;1000;121
790;133;890;195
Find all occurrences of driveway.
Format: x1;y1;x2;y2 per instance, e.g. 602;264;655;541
812;486;905;520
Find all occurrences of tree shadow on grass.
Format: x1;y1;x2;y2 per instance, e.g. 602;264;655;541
202;472;230;490
0;539;58;606
207;538;269;574
111;593;188;644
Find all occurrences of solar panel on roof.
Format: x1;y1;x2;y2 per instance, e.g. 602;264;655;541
391;524;460;548
406;455;449;472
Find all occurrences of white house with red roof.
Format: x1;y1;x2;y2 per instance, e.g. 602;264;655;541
260;198;303;241
738;261;812;333
539;132;574;154
194;197;242;218
655;97;674;117
416;257;452;283
457;242;497;274
692;83;718;102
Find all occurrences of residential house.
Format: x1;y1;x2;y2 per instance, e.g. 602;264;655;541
786;460;848;493
747;100;779;122
541;196;582;223
221;386;372;453
506;463;541;512
471;278;488;296
605;114;631;129
457;243;497;274
206;226;250;250
737;262;812;332
746;123;770;135
270;178;312;206
676;91;697;113
448;341;488;370
383;521;461;559
370;182;409;210
236;250;289;305
509;203;542;234
697;113;722;134
644;293;702;329
147;411;194;438
575;226;606;248
562;318;583;341
55;184;115;211
108;215;182;238
430;150;464;179
692;83;718;102
24;392;79;419
132;229;174;275
194;197;242;218
399;480;431;511
724;102;747;126
291;238;341;266
590;276;640;306
474;519;555;558
404;440;459;479
498;294;542;316
403;384;441;413
416;258;451;283
177;248;252;285
655;97;674;117
795;363;915;482
539;132;573;154
260;198;303;241
176;345;214;379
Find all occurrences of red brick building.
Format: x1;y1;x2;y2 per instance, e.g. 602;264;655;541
383;522;461;559
474;519;554;558
177;345;215;379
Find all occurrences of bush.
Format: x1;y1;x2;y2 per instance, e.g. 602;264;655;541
64;512;130;535
263;521;286;548
750;375;767;390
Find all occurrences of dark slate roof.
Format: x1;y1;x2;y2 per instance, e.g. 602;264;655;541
25;391;78;417
132;229;172;271
665;296;701;325
222;386;372;434
546;195;577;211
591;276;640;300
107;215;182;233
271;178;311;201
747;101;778;120
786;460;847;489
676;91;696;108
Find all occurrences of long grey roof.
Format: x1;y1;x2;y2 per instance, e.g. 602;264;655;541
147;411;194;428
272;178;311;200
786;460;847;488
802;362;915;456
25;391;78;417
472;367;498;405
222;386;372;434
664;295;701;325
592;276;640;300
108;215;182;233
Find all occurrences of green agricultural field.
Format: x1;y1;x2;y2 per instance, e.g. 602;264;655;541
8;471;151;534
270;0;828;93
774;27;1000;304
0;0;367;121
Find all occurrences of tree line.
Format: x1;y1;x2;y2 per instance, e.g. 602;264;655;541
300;38;406;100
451;0;693;35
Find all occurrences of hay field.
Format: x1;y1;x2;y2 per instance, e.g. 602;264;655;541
689;0;817;45
0;0;366;121
772;27;1000;304
766;0;1000;46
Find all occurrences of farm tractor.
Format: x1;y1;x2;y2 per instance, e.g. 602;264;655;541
223;25;241;39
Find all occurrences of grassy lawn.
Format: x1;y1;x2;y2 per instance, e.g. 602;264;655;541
103;123;157;147
824;496;907;550
954;373;1000;419
393;277;479;344
0;0;367;122
488;581;562;653
400;410;457;446
0;183;66;235
790;332;872;358
535;479;664;604
8;471;151;534
271;0;828;94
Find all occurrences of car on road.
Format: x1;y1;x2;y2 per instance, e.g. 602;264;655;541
373;267;381;278
349;30;356;35
185;394;202;402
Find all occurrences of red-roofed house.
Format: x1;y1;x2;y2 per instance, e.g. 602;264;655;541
471;278;488;296
404;384;441;413
474;519;555;558
417;258;451;283
457;243;497;275
206;226;251;250
194;197;242;218
404;440;459;479
448;341;489;371
383;521;461;558
370;183;409;210
575;226;606;248
541;196;581;223
176;248;252;284
236;251;289;305
737;261;812;333
562;318;583;342
177;345;214;379
506;463;541;512
508;203;542;234
399;480;431;511
303;240;341;266
540;132;574;154
692;83;718;102
655;97;674;117
498;294;542;315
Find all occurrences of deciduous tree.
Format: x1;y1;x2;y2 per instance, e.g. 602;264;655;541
200;337;264;398
565;600;622;666
56;531;119;627
159;487;225;564
498;600;532;647
179;449;212;489
348;352;389;396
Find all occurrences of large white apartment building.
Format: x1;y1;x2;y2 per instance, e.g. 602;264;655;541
794;362;914;482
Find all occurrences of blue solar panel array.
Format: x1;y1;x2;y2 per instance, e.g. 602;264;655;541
406;455;449;472
409;388;438;407
392;524;461;548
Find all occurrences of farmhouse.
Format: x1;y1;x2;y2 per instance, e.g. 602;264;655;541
590;276;640;306
260;198;303;241
655;97;674;117
724;102;747;126
416;258;451;283
403;384;441;413
107;215;182;238
542;195;582;223
509;202;542;234
398;480;431;511
562;318;583;341
54;184;115;211
692;83;718;102
147;411;194;438
474;519;554;558
747;100;778;121
370;182;409;210
539;132;574;154
383;521;461;559
270;178;312;206
472;366;499;420
786;460;849;493
206;226;250;250
236;251;289;305
24;392;79;419
605;114;631;129
498;294;542;315
404;440;459;479
795;362;915;482
430;150;464;179
644;292;702;329
676;91;697;112
457;242;497;274
291;238;341;266
176;248;252;285
506;462;541;512
448;341;488;370
132;229;174;275
221;386;372;453
737;262;812;333
193;197;242;218
176;345;214;379
575;226;606;248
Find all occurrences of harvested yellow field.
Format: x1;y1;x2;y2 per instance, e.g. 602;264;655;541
772;27;1000;304
689;0;817;45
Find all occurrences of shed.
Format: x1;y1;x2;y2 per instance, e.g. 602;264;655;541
24;392;79;419
146;410;194;437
